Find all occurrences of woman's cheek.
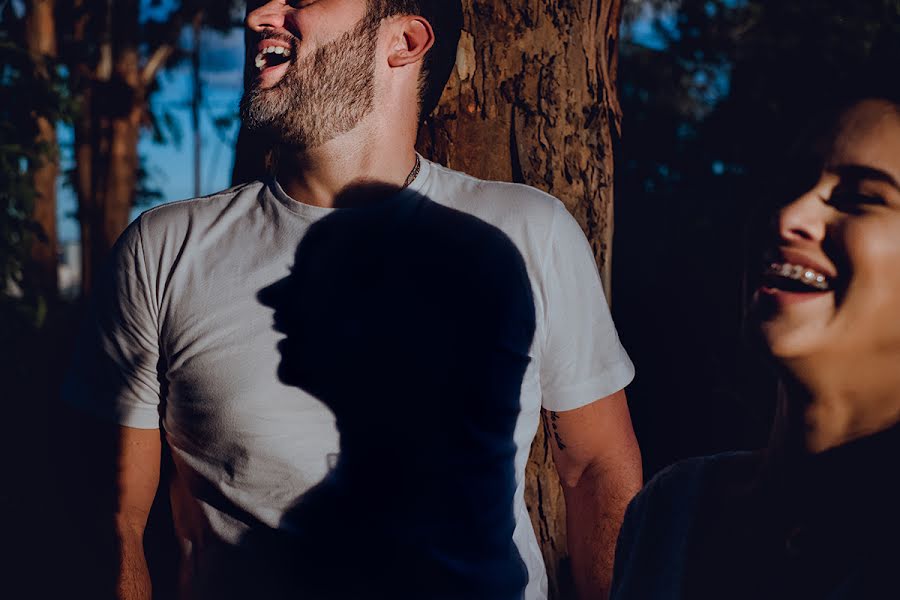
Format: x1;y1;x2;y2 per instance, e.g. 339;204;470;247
845;213;900;270
844;215;900;317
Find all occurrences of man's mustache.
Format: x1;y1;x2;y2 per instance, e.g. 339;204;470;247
258;30;300;46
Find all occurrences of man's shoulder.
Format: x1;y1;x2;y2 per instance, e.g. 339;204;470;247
425;161;566;222
109;180;268;268
137;180;266;230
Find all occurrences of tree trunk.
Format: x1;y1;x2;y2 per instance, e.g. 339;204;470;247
25;0;59;297
232;0;271;186
75;85;142;299
73;0;144;296
416;1;623;597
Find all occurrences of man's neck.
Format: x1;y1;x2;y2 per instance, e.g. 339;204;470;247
275;119;419;208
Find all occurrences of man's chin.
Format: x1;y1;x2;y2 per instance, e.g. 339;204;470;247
240;89;290;130
240;106;285;139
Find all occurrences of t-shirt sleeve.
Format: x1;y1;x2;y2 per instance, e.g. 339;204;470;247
62;216;163;429
538;201;634;412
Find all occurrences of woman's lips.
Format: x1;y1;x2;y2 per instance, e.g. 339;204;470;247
776;248;837;281
758;285;831;305
758;255;838;306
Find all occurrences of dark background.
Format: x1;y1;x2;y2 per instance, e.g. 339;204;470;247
2;0;900;595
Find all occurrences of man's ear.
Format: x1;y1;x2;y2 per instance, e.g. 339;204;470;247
387;16;435;68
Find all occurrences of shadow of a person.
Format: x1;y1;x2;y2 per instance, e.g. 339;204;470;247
249;182;536;599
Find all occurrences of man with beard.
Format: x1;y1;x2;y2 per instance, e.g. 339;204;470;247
64;1;642;599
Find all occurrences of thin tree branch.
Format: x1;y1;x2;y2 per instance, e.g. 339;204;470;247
141;43;174;85
140;6;205;87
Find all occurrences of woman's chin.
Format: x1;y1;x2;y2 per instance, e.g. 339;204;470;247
760;321;824;361
758;298;836;359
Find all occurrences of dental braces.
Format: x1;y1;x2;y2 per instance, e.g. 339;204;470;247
765;262;831;291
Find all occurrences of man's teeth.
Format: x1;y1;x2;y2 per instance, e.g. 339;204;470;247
255;46;291;70
766;262;831;291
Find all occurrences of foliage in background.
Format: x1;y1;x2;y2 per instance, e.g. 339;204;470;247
0;4;71;328
2;0;244;327
621;0;900;204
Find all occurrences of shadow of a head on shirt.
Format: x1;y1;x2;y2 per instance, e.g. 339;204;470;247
243;182;536;599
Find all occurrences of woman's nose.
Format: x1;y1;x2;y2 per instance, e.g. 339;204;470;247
778;191;830;244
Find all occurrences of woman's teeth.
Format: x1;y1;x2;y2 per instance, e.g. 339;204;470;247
765;262;832;291
255;46;291;71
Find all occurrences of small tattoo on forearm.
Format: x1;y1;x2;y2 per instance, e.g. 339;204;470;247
543;410;567;451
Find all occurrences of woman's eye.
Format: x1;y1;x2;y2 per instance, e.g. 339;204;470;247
828;192;887;213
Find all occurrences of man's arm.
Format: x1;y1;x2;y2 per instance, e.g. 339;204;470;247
68;416;162;600
543;389;642;600
113;425;162;600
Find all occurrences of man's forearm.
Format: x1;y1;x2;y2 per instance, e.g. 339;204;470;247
115;524;152;600
564;465;641;600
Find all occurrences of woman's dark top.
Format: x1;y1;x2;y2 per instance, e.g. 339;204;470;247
611;424;900;599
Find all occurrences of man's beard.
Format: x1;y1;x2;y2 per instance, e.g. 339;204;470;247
240;16;379;150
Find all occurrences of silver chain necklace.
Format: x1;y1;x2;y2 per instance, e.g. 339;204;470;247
402;154;421;189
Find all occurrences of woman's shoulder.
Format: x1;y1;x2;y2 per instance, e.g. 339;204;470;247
620;451;764;552
635;451;761;503
642;450;762;503
611;451;763;598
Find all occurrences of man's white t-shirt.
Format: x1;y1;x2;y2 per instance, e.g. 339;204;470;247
65;156;634;599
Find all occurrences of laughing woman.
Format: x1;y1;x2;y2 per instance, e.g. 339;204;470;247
610;86;900;598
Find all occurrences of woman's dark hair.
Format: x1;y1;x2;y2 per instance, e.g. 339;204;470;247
776;36;900;209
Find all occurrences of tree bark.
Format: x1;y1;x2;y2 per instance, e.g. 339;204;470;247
25;0;59;297
416;1;623;597
72;0;147;296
